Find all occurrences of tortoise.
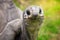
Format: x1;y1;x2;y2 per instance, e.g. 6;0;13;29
0;0;23;40
0;0;44;40
15;6;44;40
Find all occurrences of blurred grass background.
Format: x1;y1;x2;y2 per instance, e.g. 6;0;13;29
13;0;60;40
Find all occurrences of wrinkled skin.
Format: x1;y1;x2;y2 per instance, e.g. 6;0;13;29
15;6;44;40
0;0;44;40
23;6;44;40
0;0;23;40
24;16;44;40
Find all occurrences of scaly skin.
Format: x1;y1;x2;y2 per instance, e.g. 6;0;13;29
23;6;44;40
0;0;23;40
24;16;44;40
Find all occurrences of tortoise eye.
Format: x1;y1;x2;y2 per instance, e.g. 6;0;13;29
26;10;30;15
39;9;42;14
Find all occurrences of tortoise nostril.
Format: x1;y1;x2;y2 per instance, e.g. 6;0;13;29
33;14;38;17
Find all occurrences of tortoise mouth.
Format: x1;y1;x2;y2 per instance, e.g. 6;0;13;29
24;16;44;26
28;16;40;20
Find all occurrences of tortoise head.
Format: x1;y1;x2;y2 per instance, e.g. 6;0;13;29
23;5;44;40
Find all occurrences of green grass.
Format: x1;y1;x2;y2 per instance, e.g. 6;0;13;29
13;0;60;40
38;2;60;40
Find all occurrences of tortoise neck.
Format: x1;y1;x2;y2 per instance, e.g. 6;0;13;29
23;19;39;40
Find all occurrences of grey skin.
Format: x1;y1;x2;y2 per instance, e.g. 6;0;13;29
0;0;44;40
15;6;44;40
0;0;23;40
23;6;44;40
